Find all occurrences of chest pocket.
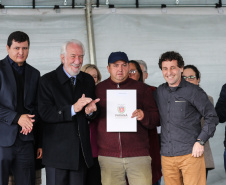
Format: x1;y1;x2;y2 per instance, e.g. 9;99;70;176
173;101;187;119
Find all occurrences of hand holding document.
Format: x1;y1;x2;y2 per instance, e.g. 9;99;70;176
131;109;144;121
107;90;137;132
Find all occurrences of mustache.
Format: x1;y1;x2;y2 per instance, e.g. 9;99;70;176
71;64;81;67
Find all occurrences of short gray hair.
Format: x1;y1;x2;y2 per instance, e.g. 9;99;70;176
136;60;148;72
61;39;85;56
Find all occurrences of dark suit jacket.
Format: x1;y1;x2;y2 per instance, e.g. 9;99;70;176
215;84;226;148
0;56;40;147
38;64;95;170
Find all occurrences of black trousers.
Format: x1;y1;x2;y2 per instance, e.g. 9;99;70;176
46;152;87;185
86;157;102;185
0;137;35;185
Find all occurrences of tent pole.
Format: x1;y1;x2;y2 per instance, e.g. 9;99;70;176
85;0;96;65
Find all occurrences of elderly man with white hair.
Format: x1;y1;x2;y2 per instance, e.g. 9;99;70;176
38;39;99;185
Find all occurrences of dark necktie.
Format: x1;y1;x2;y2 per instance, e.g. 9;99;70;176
70;77;76;92
70;77;76;86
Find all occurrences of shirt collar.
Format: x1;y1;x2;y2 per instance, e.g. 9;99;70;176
164;77;187;91
7;55;26;74
109;76;130;85
62;66;77;79
178;77;187;88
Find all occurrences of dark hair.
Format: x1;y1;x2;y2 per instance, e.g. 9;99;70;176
129;60;143;82
158;51;184;70
184;65;201;80
7;31;30;48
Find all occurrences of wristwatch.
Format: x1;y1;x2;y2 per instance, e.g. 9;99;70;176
196;139;205;146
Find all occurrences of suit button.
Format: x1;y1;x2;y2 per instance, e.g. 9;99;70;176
58;111;62;114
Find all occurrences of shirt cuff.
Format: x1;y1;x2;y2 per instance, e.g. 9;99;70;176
71;105;76;117
197;131;209;143
88;112;93;116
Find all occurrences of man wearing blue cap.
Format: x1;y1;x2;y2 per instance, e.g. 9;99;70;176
94;51;160;185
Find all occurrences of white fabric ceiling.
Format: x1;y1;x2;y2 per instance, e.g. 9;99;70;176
0;0;223;6
0;4;226;185
1;7;225;101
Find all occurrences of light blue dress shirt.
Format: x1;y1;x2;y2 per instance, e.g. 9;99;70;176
63;67;77;117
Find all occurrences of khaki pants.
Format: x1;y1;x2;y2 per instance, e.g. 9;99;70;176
8;169;42;185
98;156;152;185
162;154;206;185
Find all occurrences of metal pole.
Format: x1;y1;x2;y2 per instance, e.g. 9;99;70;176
32;0;35;9
72;0;75;9
85;0;96;65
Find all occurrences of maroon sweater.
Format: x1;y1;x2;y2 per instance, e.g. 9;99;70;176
95;77;160;158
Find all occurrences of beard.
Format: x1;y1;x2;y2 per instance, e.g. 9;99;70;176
71;63;81;76
64;59;82;76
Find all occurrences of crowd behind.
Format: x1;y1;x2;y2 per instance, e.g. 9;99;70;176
0;31;226;185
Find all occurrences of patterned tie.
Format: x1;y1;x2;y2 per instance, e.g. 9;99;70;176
70;77;76;87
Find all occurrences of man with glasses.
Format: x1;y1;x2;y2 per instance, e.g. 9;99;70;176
155;51;218;185
137;59;162;185
129;59;162;185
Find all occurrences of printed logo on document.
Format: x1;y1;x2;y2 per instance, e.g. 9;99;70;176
115;105;127;118
118;106;125;113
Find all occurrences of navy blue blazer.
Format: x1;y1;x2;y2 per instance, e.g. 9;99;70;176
0;56;40;147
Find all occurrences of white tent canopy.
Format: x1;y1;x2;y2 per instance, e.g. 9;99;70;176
0;0;224;7
0;1;226;184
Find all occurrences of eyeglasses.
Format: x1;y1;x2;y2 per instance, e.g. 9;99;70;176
129;70;137;74
182;76;196;81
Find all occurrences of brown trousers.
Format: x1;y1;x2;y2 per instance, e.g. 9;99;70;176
162;154;206;185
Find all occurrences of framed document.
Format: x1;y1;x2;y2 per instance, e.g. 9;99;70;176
107;89;137;132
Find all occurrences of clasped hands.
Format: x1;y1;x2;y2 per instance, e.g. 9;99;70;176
73;94;100;115
18;114;35;135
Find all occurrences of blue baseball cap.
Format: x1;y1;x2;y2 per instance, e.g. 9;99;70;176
108;51;129;64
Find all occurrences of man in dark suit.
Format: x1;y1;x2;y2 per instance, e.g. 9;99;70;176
0;31;40;185
38;39;99;185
